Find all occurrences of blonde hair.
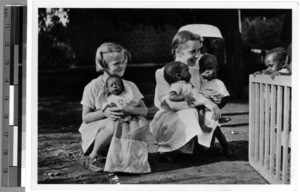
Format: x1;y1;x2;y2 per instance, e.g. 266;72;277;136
171;30;203;58
95;42;131;72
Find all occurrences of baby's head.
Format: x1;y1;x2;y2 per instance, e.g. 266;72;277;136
199;54;218;80
164;61;191;84
264;47;286;72
105;75;124;95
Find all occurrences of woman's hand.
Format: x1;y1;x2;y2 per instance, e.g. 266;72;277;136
118;100;148;117
118;103;132;117
205;100;222;121
103;106;123;121
184;94;196;106
209;91;222;104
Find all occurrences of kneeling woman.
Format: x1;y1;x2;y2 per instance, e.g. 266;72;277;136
150;30;222;162
79;42;155;173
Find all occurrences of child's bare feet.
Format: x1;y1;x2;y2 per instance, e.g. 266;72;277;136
218;117;231;124
222;149;235;159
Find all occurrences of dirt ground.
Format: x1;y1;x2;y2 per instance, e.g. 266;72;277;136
38;96;268;184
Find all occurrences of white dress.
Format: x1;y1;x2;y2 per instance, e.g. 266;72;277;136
79;75;156;173
102;91;132;121
200;78;230;99
150;66;216;154
169;80;220;130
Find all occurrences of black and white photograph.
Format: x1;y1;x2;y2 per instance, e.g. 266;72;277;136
28;0;298;190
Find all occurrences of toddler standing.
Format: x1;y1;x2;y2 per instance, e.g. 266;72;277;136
198;54;232;157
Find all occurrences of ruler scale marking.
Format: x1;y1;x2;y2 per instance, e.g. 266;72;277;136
1;6;11;187
2;5;26;187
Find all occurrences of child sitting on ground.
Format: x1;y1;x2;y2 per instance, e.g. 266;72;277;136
164;61;221;133
102;75;132;121
198;54;233;157
253;47;287;79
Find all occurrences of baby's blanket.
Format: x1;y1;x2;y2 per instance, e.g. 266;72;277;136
104;116;157;173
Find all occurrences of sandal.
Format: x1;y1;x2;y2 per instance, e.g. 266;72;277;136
86;156;105;172
219;117;231;124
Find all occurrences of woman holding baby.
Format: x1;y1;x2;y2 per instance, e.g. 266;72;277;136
150;30;231;163
78;42;156;174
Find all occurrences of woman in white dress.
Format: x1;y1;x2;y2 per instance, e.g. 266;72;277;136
150;30;222;162
79;42;154;173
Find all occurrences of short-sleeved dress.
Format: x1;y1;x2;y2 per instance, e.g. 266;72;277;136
150;66;216;154
169;80;212;107
200;79;230;99
79;75;156;173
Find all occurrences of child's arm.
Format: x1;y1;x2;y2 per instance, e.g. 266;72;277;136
169;91;185;102
218;95;229;109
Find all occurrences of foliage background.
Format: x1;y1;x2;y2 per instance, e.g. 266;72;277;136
38;9;289;69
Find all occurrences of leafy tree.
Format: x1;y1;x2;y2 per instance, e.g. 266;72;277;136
38;8;75;70
241;15;285;50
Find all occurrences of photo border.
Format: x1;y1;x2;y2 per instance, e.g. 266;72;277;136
27;0;300;191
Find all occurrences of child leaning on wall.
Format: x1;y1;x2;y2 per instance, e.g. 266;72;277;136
253;47;287;79
269;43;292;78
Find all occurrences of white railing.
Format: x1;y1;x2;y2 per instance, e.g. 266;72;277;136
249;74;291;184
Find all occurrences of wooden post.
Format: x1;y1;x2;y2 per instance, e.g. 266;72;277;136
269;85;276;175
254;83;260;161
259;84;265;165
282;87;290;183
264;84;270;169
249;80;255;161
275;86;283;180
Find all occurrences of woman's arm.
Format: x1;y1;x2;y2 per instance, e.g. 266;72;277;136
82;106;105;124
82;105;123;124
154;68;171;106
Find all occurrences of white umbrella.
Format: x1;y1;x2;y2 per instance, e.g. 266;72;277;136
178;24;223;39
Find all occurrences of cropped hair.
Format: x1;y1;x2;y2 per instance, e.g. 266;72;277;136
171;30;203;58
164;61;186;84
95;42;131;72
199;54;218;73
105;74;125;93
266;47;287;64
